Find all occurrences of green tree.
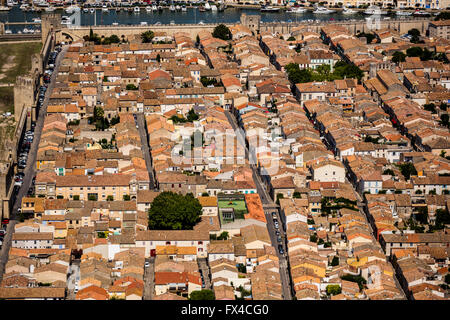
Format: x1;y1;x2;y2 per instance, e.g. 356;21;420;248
123;194;131;201
326;284;342;296
141;30;155;43
396;162;417;180
93;106;104;121
97;231;107;238
408;28;421;43
333;61;364;81
106;195;114;201
293;191;301;198
156;54;161;63
408;28;421;38
440;114;449;128
423;103;436;113
356;32;376;44
126;84;138;90
383;169;395;176
212;24;231;40
186;108;199;122
110;115;120;126
435;208;450;227
285;63;312;83
73;195;80;201
421;48;434;61
330;256;339;266
217;231;229;240
406;46;423;58
236;263;246;273
109;34;120;43
148;192;202;230
415;206;428;224
445;274;450;285
189;290;215;300
435;11;450;20
276;193;284;205
201;76;218;87
341;274;366;291
392;51;406;63
287;36;296;41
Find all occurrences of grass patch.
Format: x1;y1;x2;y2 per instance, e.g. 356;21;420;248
0;42;42;84
218;200;247;212
0;86;14;113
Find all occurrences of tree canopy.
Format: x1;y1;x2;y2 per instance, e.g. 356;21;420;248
169;108;199;124
326;284;342;295
396;162;417;180
392;51;406;64
356;32;376;44
285;60;363;85
141;30;155;43
408;28;421;43
212;24;232;40
406;46;423;58
84;30;121;45
89;106;110;131
189;290;215;300
435;11;450;20
126;84;138;90
148;192;202;230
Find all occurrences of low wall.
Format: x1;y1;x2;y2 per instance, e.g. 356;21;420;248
60;18;431;42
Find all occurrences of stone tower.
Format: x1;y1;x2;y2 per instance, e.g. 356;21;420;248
240;14;261;33
14;75;35;122
369;62;378;79
41;13;61;44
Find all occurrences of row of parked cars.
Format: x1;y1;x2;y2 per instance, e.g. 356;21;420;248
18;130;34;170
271;212;285;255
43;47;61;84
0;224;7;249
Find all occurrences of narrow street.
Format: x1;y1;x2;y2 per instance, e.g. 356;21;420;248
198;258;212;290
143;257;155;300
66;260;80;300
135;113;156;190
224;110;293;300
0;45;68;282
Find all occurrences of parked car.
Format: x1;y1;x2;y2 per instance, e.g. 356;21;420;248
271;212;277;218
144;261;150;268
278;245;284;255
274;220;279;229
277;235;282;243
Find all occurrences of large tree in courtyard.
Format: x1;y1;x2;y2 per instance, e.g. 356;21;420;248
148;192;202;230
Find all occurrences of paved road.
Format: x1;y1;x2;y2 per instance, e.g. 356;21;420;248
198;258;212;290
66;260;80;300
135;113;156;190
224;110;293;300
0;44;68;282
143;257;155;300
